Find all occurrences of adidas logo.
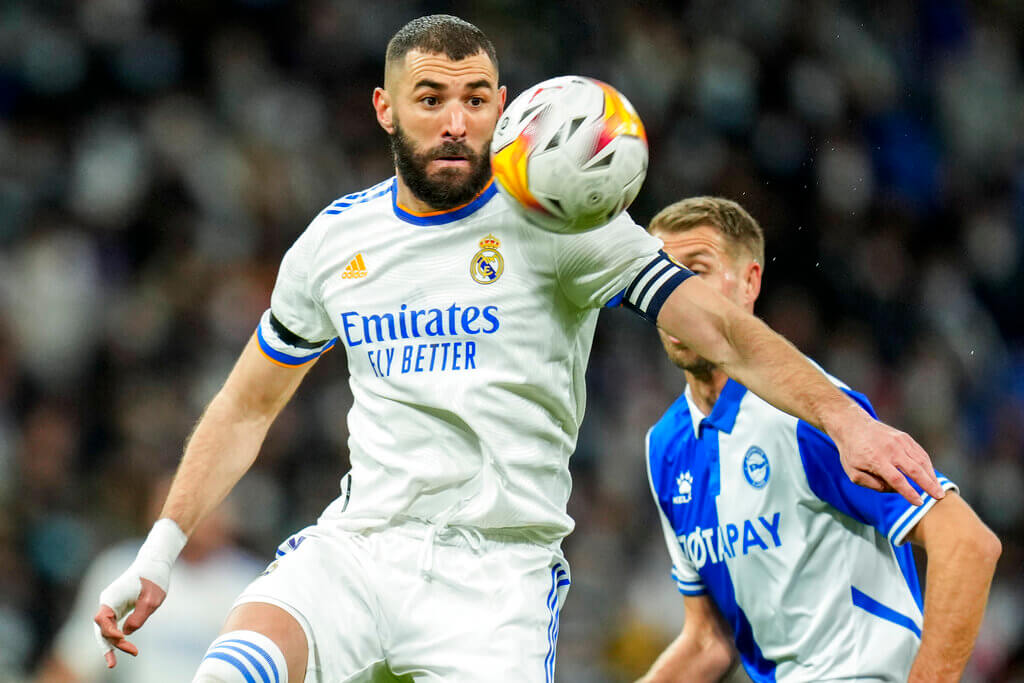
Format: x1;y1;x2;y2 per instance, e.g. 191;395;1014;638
342;253;367;279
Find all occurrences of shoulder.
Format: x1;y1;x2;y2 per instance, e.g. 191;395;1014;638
288;177;396;261
318;177;396;219
310;178;396;234
649;392;694;445
803;360;875;413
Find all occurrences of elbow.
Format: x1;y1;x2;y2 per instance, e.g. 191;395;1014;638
950;522;1002;570
975;526;1002;567
714;642;740;677
699;637;740;680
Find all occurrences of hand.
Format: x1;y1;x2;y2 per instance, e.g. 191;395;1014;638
93;577;167;667
834;411;943;506
92;519;185;667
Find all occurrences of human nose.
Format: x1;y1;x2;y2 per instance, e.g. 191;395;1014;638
443;106;466;140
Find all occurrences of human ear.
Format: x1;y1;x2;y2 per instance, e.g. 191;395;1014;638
373;87;394;134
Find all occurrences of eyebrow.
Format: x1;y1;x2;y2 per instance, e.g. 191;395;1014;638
413;79;495;91
678;250;717;265
414;79;445;91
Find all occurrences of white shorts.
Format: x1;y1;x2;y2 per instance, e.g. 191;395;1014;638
234;522;571;682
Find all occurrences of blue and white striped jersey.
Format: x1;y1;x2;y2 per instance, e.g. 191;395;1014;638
256;176;692;546
647;372;957;682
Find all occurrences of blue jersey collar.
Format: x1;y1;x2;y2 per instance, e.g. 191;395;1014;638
391;177;498;226
701;378;748;434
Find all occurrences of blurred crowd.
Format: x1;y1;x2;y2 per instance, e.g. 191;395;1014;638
0;0;1021;681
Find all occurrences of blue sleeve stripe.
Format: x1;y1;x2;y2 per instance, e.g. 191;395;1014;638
677;585;707;596
887;479;959;545
671;568;704;590
256;324;336;366
322;183;392;215
850;586;921;638
203;652;257;683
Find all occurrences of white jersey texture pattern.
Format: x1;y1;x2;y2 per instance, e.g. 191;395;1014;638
257;177;688;546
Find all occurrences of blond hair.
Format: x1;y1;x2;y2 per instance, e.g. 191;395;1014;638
648;196;765;265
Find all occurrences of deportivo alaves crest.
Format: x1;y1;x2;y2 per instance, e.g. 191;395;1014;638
471;234;504;284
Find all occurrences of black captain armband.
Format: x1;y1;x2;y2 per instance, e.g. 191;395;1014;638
269;312;326;349
256;309;337;367
610;250;694;324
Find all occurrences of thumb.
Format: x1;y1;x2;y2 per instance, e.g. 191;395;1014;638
122;578;167;635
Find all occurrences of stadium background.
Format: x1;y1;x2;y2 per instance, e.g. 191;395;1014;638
0;0;1021;680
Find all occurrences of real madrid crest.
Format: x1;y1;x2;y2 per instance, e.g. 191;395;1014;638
471;234;504;285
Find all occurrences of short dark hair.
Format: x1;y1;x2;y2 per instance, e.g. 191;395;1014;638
648;196;765;265
386;15;498;73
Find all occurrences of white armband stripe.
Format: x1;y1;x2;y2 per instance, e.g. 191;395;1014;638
621;251;695;324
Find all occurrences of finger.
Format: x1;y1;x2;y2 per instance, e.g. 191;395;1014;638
123;578;166;635
901;442;944;500
94;606;124;641
846;467;890;492
113;638;139;657
94;614;138;656
892;453;942;503
104;650;116;668
878;464;923;506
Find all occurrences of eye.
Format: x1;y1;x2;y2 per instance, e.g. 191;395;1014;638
468;96;484;107
422;95;439;107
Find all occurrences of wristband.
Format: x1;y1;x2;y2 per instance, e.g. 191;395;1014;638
138;518;188;567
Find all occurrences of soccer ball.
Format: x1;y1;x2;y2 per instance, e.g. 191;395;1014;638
491;75;648;234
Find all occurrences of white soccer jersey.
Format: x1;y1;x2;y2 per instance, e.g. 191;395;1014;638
257;177;691;546
646;372;958;682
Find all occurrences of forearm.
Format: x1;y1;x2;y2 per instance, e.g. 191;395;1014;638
642;632;733;682
658;282;861;434
159;334;310;536
159;389;276;535
640;601;736;683
908;529;1001;681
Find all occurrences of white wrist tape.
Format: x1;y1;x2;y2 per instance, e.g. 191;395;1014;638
137;518;188;579
97;519;187;628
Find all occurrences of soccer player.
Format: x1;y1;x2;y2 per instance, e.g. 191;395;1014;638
640;197;1001;683
94;16;944;683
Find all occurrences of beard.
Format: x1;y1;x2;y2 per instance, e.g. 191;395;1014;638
659;331;717;380
679;356;717;381
389;120;493;210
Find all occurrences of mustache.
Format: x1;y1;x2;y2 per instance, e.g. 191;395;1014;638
426;141;477;160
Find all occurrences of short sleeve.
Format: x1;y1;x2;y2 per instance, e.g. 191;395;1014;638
647;428;706;596
797;388;958;546
553;212;666;309
256;224;338;366
658;507;706;596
